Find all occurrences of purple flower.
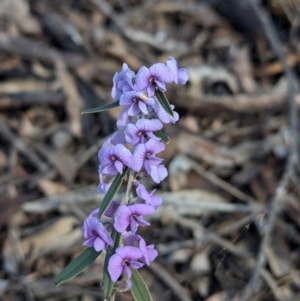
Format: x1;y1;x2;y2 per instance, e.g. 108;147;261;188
112;63;135;101
149;164;168;183
154;101;179;124
139;239;158;265
98;131;125;163
108;246;144;283
120;91;155;116
123;233;158;266
132;139;165;173
114;204;155;233
100;144;133;175
166;57;189;84
125;119;163;146
135;63;173;96
135;181;162;208
82;218;114;252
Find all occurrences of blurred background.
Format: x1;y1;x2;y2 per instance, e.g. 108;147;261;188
1;0;300;300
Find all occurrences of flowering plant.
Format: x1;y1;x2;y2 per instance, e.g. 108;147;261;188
55;57;188;301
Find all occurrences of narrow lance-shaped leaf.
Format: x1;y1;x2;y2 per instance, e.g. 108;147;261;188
103;230;121;298
155;90;174;117
153;130;170;144
131;269;153;301
55;248;101;285
98;168;128;218
81;101;120;115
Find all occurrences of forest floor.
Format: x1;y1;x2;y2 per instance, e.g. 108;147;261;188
1;1;300;300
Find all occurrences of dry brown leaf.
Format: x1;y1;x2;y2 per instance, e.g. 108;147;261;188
177;132;235;168
56;60;83;137
38;179;69;196
48;150;77;184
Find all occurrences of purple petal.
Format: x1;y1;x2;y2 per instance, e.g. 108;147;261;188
166;57;178;83
135;66;151;91
149;164;168;183
123;265;132;280
147;85;155;97
104;200;121;218
138;237;149;264
114;205;132;233
147;155;164;166
82;237;95;248
114;144;134;168
108;253;124;282
129;204;155;216
102;163;117;175
93;237;105;251
111;131;125;145
125;123;140;146
123;233;140;246
114;160;124;174
128;103;141;116
134;216;150;227
130;260;144;269
132;144;146;172
145;245;158;263
138;101;148;114
120;91;135;106
178;68;189;84
117;107;130;130
136;183;162;208
145;139;165;155
155;80;167;92
149;63;173;83
130;218;138;233
116;246;143;260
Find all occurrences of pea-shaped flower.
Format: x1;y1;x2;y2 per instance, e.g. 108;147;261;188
135;63;173;96
100;144;133;175
82;218;113;252
125;119;163;146
114;204;155;234
108;246;144;284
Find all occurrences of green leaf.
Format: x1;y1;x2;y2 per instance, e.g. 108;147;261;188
81;101;120;115
131;269;153;301
155;90;174;117
55;248;101;285
103;230;121;298
98;168;128;218
154;130;170;144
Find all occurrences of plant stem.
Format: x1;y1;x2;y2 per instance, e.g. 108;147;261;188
122;169;135;205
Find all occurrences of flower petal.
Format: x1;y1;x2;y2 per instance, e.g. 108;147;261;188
114;160;124;174
93;237;105;251
149;164;168;183
135;66;151;91
132;144;146;172
108;253;124;282
149;63;173;83
114;205;132;233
